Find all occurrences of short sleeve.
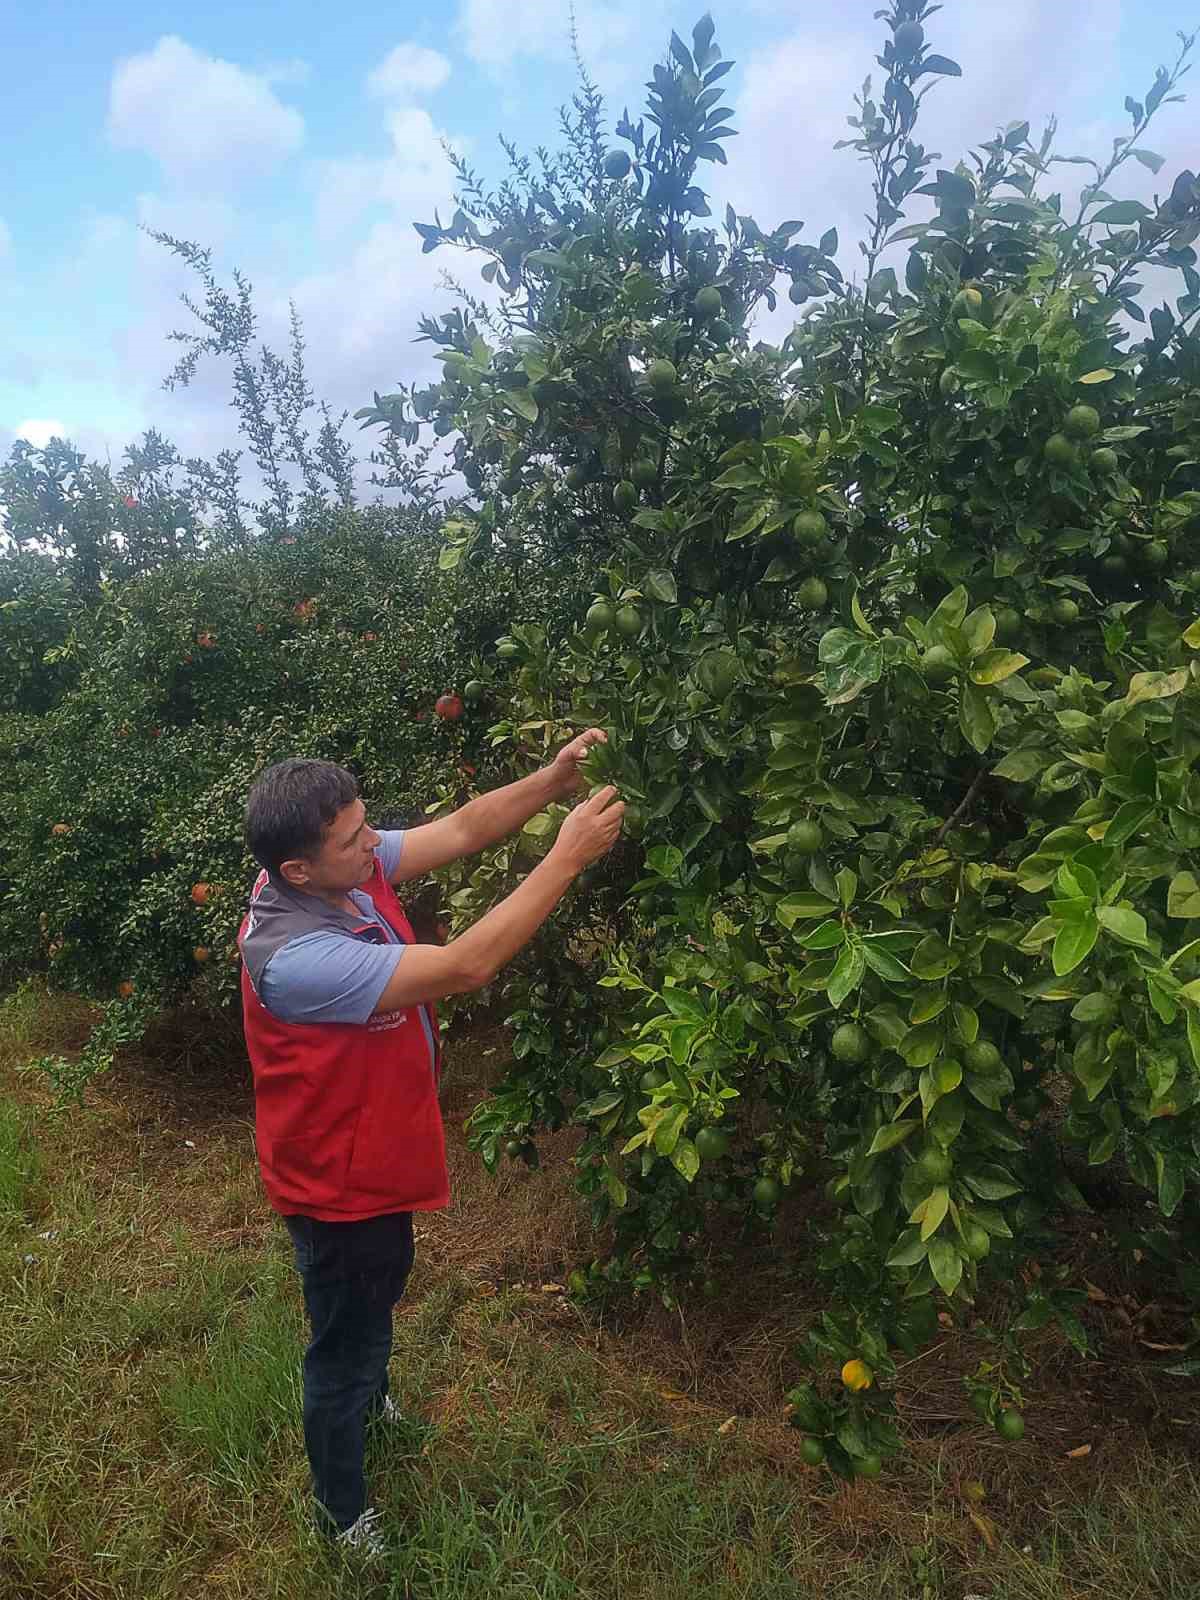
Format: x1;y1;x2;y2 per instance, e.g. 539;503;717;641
373;828;406;881
260;931;405;1025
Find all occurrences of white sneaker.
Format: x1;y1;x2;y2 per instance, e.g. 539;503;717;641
334;1506;387;1561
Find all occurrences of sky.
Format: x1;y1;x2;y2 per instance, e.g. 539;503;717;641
0;0;1195;484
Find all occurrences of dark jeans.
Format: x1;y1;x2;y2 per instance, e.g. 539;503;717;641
283;1209;415;1534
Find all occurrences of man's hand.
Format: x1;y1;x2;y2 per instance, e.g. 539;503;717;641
546;727;608;800
550;786;625;873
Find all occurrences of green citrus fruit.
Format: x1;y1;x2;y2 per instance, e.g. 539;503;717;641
832;1023;870;1065
922;644;957;683
586;600;616;632
693;286;723;319
568;1269;589;1295
497;640;521;660
994;605;1023;643
646;358;678;394
463;679;485;704
964;1039;1002;1074
800;1437;826;1466
915;1147;953;1185
603;149;632;180
1013;1091;1042;1121
639;1068;668;1093
792;509;828;546
1050;597;1080;625
753;1176;782;1210
631;458;658;487
788;819;823;854
952;286;983;319
1142;539;1170;571
695;1127;731;1161
854;1452;883;1479
1044;433;1078;468
1101;553;1128;579
710;317;733;344
1064;404;1101;441
565;464;590;491
970;1389;993;1419
1091;447;1119;474
963;1223;991;1261
613;480;638;513
503;1138;524;1159
996;1409;1025;1442
893;19;924;55
697;650;738;699
614;604;643;638
939;365;961;395
797;576;829;611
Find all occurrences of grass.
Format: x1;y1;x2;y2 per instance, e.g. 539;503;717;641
4;985;1200;1598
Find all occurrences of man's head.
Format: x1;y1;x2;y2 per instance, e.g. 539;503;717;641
245;759;381;898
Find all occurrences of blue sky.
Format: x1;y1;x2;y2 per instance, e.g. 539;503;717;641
0;0;1195;475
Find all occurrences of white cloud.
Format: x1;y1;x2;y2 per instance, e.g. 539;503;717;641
107;36;304;185
262;58;312;88
13;418;68;449
456;0;666;75
367;43;451;99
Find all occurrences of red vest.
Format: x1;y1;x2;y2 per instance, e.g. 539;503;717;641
239;861;449;1221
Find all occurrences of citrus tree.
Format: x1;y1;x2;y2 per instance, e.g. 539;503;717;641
366;5;1200;1473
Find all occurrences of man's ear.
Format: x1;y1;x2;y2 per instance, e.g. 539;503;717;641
279;858;312;890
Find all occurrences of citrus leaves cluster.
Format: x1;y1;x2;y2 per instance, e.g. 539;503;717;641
368;9;1200;1363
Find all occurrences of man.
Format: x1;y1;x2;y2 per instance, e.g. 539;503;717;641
237;733;623;1560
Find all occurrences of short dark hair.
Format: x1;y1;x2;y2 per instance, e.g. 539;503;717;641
244;759;360;874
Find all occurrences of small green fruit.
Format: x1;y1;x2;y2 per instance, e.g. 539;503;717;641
709;317;733;344
996;1409;1025;1442
565;464;590;492
639;1068;668;1093
1050;597;1080;625
792;509;828;546
1044;433;1078;468
800;1437;826;1466
964;1039;1002;1074
695;1127;731;1161
463;679;485;704
585;600;616;632
832;1023;870;1065
631;458;658;488
854;1452;883;1479
963;1223;991;1261
915;1146;953;1185
613;480;638;513
614;604;643;638
753;1176;782;1210
952;286;983;319
603;149;632;180
796;576;829;611
893;20;924;55
788;819;823;854
1142;540;1170;571
1091;447;1119;475
939;365;960;395
994;605;1022;643
1064;404;1101;441
497;640;521;661
646;358;678;394
693;286;723;319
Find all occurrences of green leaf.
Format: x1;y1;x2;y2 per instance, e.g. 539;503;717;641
868;1119;921;1155
505;388;539;422
1157;1152;1185;1218
828;942;866;1008
911;934;960;980
777;893;839;929
970;649;1029;685
862;941;911;981
964;1165;1022;1201
1097;905;1149;946
886;1228;928;1268
928;1238;963;1296
1077;369;1116;385
919;1185;950;1241
1091;200;1153;224
671;1136;700;1183
994;748;1044;783
959;681;996;753
642;570;678;605
1053;915;1099;976
1168;872;1200;918
1102;799;1154;849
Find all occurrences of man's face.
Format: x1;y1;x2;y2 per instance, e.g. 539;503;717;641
280;799;380;897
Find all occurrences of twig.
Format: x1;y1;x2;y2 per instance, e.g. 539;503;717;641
935;769;986;845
